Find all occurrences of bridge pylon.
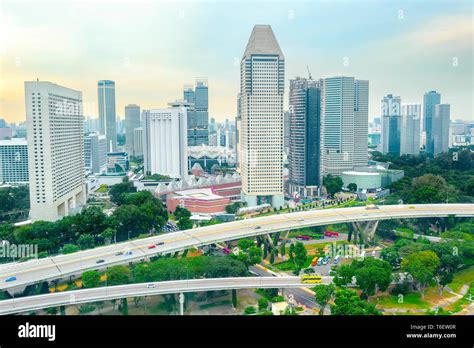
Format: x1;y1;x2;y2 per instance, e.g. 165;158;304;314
348;220;379;244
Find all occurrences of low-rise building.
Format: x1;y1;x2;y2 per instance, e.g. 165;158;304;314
166;188;231;215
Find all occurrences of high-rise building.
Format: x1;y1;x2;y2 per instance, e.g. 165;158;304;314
0;138;29;184
183;79;209;146
423;90;441;155
321;77;369;175
288;77;322;198
124;104;141;156
239;25;285;208
381;94;402;156
98;80;117;152
84;133;107;174
133;127;143;157
25;81;85;222
400;104;421;155
143;107;188;179
432;104;450;156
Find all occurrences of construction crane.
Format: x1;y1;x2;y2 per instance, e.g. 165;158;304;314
306;65;312;80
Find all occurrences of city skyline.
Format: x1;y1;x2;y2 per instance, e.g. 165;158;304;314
1;0;472;124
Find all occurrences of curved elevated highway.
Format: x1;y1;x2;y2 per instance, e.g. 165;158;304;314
0;276;332;315
0;204;472;291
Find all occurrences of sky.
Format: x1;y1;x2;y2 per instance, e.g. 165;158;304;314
0;0;473;124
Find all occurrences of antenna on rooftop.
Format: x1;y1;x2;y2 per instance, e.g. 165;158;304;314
306;66;312;80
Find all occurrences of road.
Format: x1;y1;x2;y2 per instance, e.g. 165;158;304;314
0;204;472;290
0;276;332;315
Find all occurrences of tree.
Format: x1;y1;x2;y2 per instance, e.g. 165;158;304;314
258;297;269;311
77;234;95;249
82;270;101;288
347;183;358;193
352;258;392;297
121;298;128;315
237;238;255;251
174;206;191;220
402;250;440;298
291;242;307;275
323;175;344;198
331;289;380;315
313;284;335;315
177;217;193;230
109;177;137;205
109;205;151;240
106;266;131;286
380;247;400;268
61;244;80;254
332;264;354;287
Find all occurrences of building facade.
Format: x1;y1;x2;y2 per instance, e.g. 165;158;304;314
432;104;450;156
143;107;188;179
25;81;86;221
400;103;421;155
84;133;107;174
321;77;369;175
0;138;29;184
124;104;141;156
381;94;402;156
239;25;285;208
133;127;143;157
288;77;321;198
423;90;441;156
183;78;209;146
98;80;117;152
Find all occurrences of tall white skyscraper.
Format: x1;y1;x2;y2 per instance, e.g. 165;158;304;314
98;80;117;152
25;81;85;222
239;25;285;208
321;77;369;175
84;133;107;174
143;107;188;179
432;104;451;156
400;104;421;155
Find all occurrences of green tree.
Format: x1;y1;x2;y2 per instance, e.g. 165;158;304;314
323;175;344;198
313;284;335;315
258;297;269;311
331;289;380;315
61;244;80;254
347;183;358;192
121;298;128;315
332;264;354;287
292;242;307;275
109;177;137;205
237;238;255;251
82;270;101;288
106;266;131;286
177;217;193;230
402;250;441;298
77;234;95;249
352;258;392;297
174;206;191;220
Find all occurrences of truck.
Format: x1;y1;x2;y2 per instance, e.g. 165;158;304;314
311;257;319;267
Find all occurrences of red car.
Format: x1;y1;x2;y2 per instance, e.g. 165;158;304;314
296;235;310;241
148;244;156;249
324;231;339;237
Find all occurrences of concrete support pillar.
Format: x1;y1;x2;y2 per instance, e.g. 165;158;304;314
350;220;379;244
179;292;185;316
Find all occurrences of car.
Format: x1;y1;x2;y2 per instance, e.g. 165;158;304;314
254;226;261;230
115;251;123;256
317;258;323;266
156;242;165;246
148;244;156;249
296;235;311;241
322;257;328;265
146;284;156;288
96;259;105;264
365;204;379;210
333;255;341;264
125;251;133;256
5;276;17;282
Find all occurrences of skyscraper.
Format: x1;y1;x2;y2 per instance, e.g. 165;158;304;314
0;138;29;184
321;77;369;175
288;77;321;198
423;90;441;156
432;104;451;156
142;107;188;179
84;133;107;174
400;104;421;155
98;80;117;152
124;104;141;156
239;25;285;208
381;94;402;156
25;81;85;222
183;78;209;146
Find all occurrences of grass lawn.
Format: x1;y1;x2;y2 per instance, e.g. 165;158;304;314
447;266;474;293
444;281;474;313
374;292;431;310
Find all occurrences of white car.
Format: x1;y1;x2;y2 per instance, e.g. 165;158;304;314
146;284;156;288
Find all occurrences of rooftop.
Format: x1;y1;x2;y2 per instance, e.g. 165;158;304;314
243;25;284;59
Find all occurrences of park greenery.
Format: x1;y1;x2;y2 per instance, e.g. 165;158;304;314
323;175;344;198
0;187;168;260
372;149;474;203
0;185;29;223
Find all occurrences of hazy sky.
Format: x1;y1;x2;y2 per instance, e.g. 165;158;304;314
0;0;472;124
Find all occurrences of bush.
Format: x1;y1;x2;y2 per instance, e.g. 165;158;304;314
258;298;269;311
271;295;285;303
244;306;256;315
390;281;410;296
